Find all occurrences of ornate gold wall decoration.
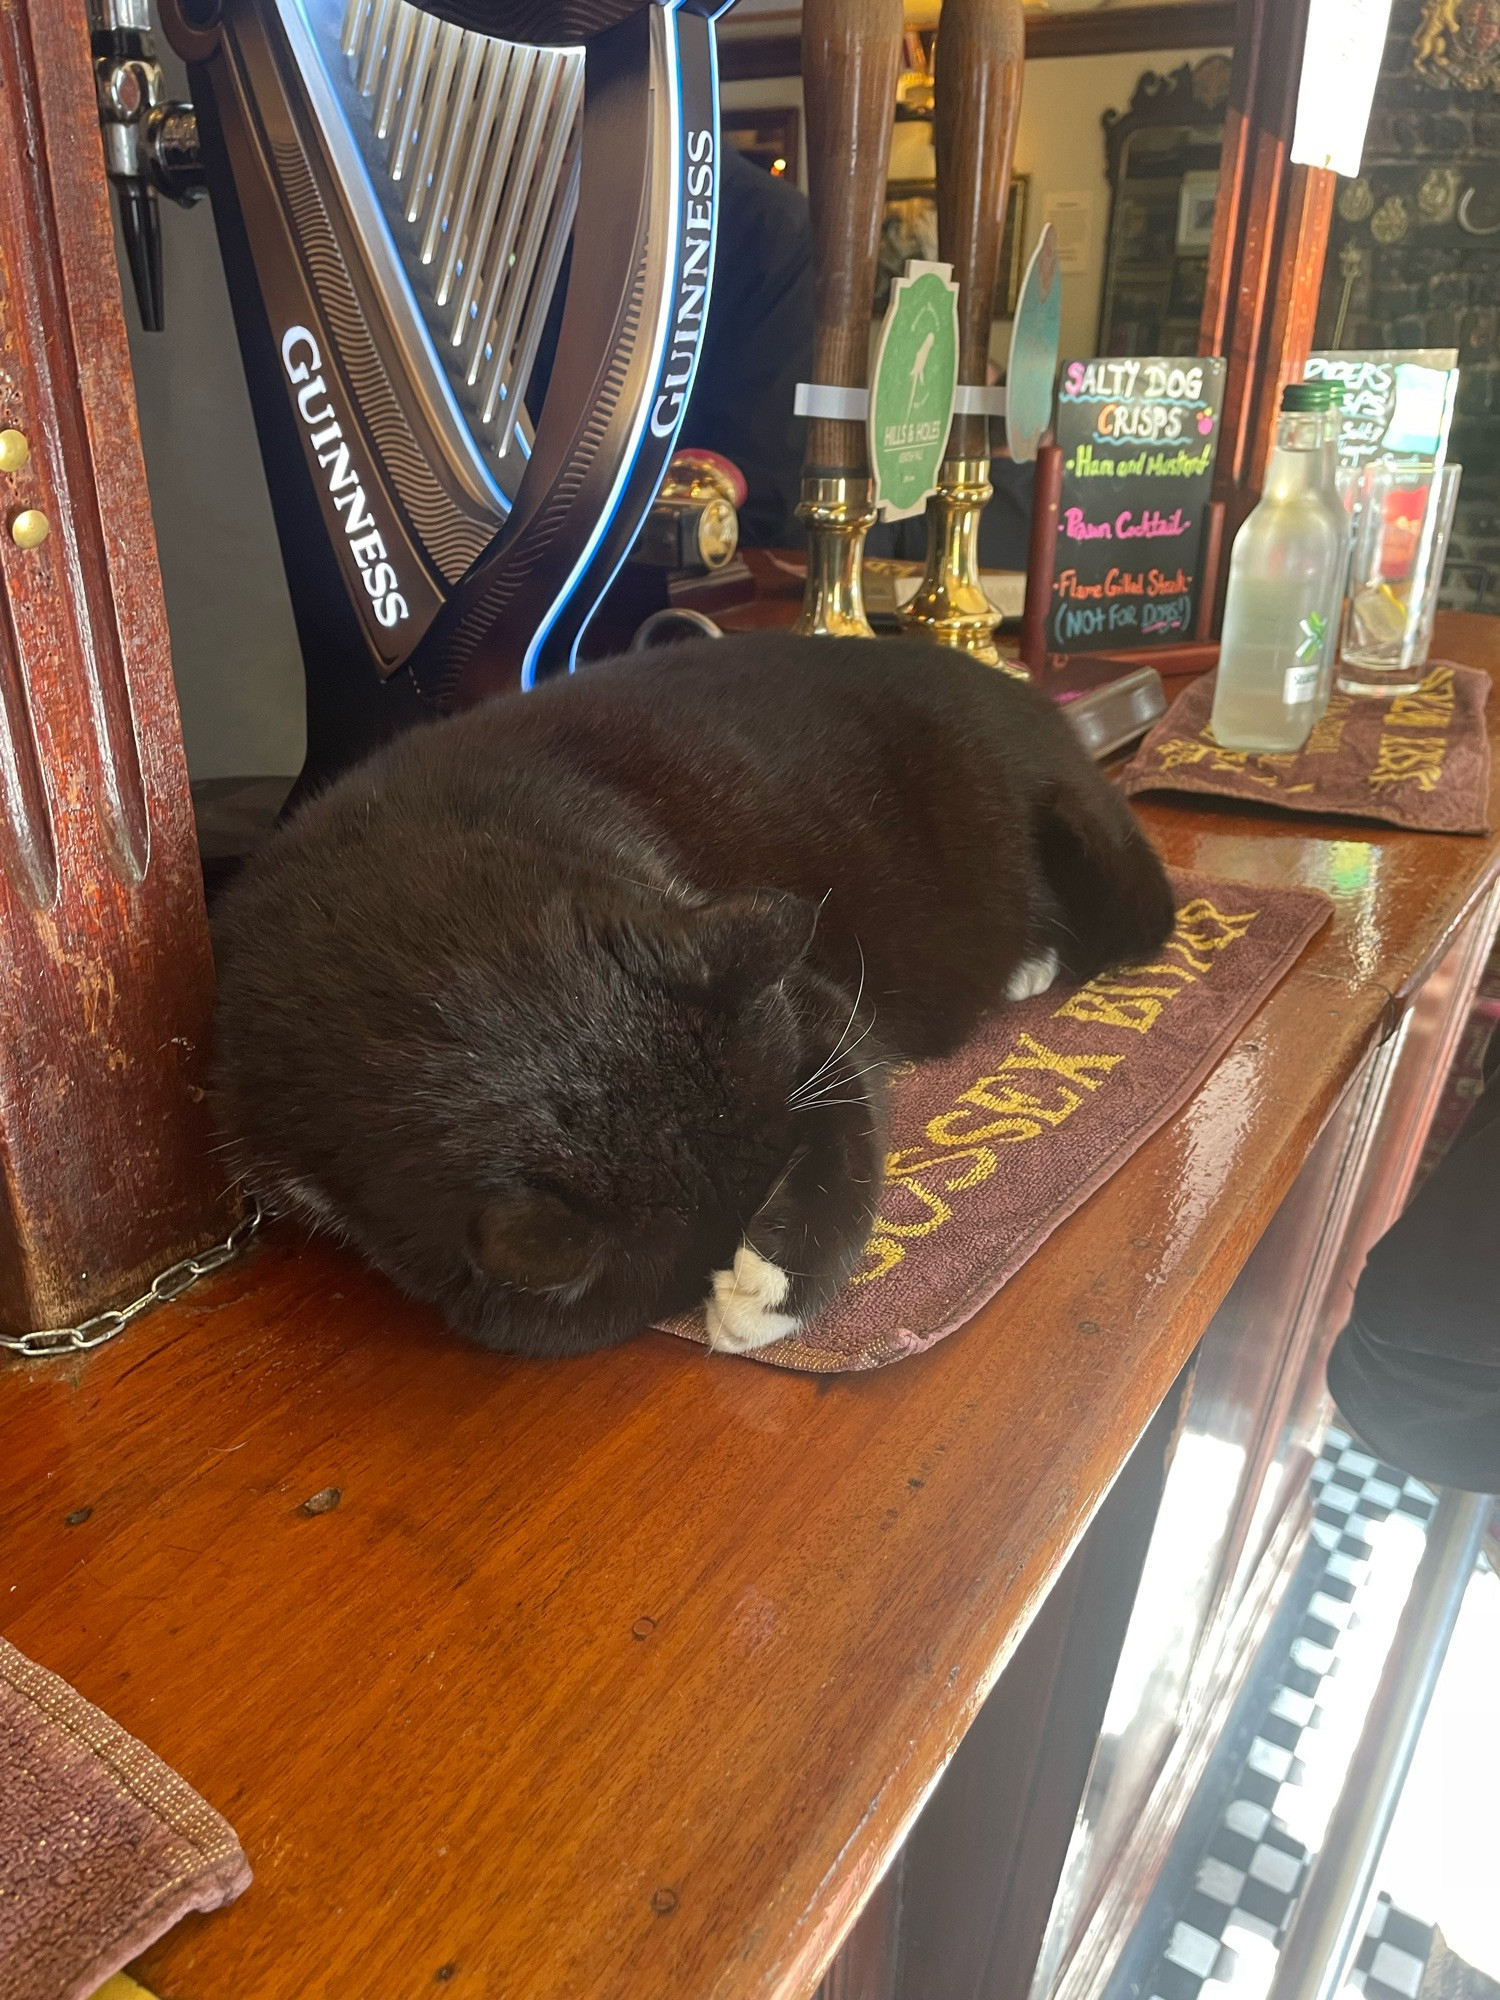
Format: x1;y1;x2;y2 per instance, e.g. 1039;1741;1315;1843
1417;164;1462;222
1370;194;1412;243
1412;0;1500;92
1339;178;1376;222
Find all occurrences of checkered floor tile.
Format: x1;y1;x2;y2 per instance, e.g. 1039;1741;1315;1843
1138;1429;1441;2000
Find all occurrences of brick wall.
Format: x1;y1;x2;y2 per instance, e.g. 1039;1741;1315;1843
1313;0;1500;614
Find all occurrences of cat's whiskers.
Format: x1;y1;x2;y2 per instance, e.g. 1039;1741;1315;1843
788;1016;878;1102
799;1003;877;1079
791;1057;887;1112
806;942;867;1074
789;1029;883;1105
787;947;871;1106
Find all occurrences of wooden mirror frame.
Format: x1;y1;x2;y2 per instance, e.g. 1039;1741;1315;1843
1199;0;1337;580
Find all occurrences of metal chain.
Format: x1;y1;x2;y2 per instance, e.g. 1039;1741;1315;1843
0;1200;263;1359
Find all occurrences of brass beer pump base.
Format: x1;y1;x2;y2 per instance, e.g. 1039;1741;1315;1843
902;457;1028;676
792;474;879;638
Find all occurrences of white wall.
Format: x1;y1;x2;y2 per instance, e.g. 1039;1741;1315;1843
117;43;305;781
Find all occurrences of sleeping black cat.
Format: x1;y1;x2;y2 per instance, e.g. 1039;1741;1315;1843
212;635;1174;1358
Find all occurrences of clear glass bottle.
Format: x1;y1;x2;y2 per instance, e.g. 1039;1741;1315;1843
1210;383;1347;754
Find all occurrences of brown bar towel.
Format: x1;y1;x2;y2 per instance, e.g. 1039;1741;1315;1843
667;871;1331;1372
1121;665;1491;835
0;1637;250;2000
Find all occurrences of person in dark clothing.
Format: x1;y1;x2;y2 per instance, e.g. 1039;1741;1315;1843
1327;1027;1500;1492
674;144;814;547
527;146;814;548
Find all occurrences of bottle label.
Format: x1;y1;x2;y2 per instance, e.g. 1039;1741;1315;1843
1284;663;1321;703
1295;611;1329;663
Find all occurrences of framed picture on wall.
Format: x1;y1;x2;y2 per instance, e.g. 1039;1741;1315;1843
876;192;938;314
875;175;1030;317
721;107;800;183
1176;170;1220;254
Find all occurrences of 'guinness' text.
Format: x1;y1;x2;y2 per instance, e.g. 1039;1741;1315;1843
281;325;409;631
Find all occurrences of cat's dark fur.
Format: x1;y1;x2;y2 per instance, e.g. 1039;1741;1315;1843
211;635;1174;1357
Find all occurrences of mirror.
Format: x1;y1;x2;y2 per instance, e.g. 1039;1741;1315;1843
1097;54;1231;358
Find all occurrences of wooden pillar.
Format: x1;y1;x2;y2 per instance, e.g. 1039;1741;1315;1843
1201;0;1338;571
0;0;231;1336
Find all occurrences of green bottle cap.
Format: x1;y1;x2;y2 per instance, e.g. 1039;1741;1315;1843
1282;381;1333;411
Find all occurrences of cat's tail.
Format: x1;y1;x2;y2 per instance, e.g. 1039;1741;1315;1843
1033;766;1176;983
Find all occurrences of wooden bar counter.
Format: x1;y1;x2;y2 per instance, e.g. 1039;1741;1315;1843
5;615;1500;2000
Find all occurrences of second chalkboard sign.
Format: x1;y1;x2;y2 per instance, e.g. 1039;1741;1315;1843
1050;355;1226;654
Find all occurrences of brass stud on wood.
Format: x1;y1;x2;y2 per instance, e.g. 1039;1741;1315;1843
0;429;31;474
10;508;50;549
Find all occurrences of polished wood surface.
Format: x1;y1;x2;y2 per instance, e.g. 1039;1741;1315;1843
933;0;1025;462
1022;1;1235;56
812;1864;903;2000
0;0;230;1333
799;0;904;473
1251;166;1337;497
4;619;1499;2000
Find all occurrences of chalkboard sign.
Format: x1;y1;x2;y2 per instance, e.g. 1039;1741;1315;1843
1048;355;1226;653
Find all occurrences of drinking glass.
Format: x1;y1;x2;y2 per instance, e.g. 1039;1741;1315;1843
1337;460;1463;697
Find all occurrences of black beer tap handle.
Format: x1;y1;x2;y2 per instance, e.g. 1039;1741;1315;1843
89;4;205;332
115;178;165;334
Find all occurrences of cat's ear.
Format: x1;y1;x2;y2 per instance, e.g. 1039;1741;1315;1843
609;891;817;1006
469;1188;599;1292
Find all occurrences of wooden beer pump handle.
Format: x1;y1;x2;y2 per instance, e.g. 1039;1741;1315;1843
800;0;904;475
934;0;1024;464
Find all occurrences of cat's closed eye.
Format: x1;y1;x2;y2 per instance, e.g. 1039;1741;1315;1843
468;1188;603;1296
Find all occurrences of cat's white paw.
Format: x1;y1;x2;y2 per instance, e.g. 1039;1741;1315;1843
1005;949;1060;1001
705;1244;800;1354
